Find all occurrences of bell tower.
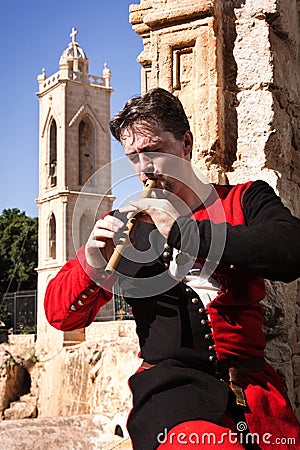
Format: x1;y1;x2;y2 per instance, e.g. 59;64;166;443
36;28;114;351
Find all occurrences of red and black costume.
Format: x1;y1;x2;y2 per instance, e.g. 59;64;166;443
45;180;300;449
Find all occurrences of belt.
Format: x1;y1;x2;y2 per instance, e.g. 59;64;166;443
140;356;266;407
141;356;266;373
218;357;266;407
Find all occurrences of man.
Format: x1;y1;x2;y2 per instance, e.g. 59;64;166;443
45;88;300;449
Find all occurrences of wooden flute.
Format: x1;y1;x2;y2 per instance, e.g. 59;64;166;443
105;178;156;274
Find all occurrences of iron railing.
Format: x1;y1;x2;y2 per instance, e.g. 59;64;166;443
2;290;37;334
1;285;132;335
95;282;133;321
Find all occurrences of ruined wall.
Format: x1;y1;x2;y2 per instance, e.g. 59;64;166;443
130;0;300;418
227;0;300;419
33;322;139;419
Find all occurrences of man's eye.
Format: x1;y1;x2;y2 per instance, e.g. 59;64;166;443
145;151;159;159
128;154;139;164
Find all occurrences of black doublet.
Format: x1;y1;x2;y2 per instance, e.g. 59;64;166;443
114;216;226;450
115;216;217;370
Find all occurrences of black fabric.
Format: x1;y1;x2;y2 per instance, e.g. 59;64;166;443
126;279;215;368
112;220;215;368
127;359;230;450
167;180;300;282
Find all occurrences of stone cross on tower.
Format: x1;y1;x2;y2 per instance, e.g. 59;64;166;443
70;27;78;43
69;27;80;65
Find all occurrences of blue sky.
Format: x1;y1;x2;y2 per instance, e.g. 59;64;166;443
0;0;143;217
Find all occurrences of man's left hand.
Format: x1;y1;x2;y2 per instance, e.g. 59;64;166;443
120;197;180;239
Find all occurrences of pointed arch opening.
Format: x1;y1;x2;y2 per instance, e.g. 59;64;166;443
48;213;56;259
78;117;95;186
79;212;93;248
49;119;57;187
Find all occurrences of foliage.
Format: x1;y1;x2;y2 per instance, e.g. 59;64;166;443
0;208;38;325
0;304;13;329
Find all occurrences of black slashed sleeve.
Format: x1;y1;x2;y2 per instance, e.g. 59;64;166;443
167;180;300;282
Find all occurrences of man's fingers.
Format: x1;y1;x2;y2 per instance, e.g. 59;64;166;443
119;203;139;214
94;216;124;232
120;200;151;213
125;198;179;219
93;229;115;240
91;240;106;249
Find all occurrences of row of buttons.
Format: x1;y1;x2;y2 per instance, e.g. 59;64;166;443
162;243;172;268
164;244;220;365
69;286;96;312
200;309;216;363
184;284;217;364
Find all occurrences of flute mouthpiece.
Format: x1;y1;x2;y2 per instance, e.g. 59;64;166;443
144;179;156;189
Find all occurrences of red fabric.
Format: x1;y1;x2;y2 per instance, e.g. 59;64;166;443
44;246;114;331
192;183;266;362
157;373;300;450
193;182;253;225
133;364;300;449
207;295;266;361
156;182;299;447
243;363;300;449
156;374;300;449
157;420;246;449
157;413;299;449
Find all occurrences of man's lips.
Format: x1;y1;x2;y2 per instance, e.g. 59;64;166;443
143;174;163;184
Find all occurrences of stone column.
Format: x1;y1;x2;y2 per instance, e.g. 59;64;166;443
130;0;300;418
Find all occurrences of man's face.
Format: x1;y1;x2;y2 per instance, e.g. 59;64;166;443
121;122;193;194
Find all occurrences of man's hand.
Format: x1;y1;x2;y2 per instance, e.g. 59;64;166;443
120;196;181;239
85;215;125;268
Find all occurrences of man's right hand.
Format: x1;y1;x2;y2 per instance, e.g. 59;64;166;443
85;215;125;268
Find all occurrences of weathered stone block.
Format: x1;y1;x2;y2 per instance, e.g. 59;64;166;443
4;394;37;420
0;414;113;450
0;349;31;417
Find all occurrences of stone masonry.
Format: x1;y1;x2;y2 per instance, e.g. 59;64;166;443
129;0;300;418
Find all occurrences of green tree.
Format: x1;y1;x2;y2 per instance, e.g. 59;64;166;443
0;209;38;324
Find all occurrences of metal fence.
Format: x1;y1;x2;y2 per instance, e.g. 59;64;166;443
95;282;133;322
1;285;132;334
2;290;37;334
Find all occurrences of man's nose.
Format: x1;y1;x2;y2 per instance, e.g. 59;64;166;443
139;153;154;174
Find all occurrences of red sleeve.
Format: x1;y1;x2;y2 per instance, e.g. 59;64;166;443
44;246;116;331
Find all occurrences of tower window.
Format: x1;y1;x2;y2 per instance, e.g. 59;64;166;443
49;119;57;187
79;117;95;185
48;213;56;259
79;213;93;247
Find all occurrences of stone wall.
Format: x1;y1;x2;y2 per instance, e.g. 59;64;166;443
33;321;139;419
130;0;300;418
0;322;139;423
0;414;118;450
227;0;300;419
0;348;32;418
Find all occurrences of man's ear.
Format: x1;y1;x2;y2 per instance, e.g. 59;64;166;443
183;131;193;158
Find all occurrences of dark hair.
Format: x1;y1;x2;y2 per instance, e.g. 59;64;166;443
109;87;190;142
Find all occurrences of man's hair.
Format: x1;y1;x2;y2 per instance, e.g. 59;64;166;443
109;87;190;142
